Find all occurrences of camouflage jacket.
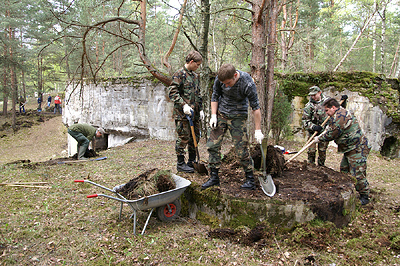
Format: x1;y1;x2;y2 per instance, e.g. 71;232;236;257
302;93;329;132
168;66;203;120
211;70;260;116
319;107;370;153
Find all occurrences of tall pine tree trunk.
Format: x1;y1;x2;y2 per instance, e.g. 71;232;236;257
250;0;267;141
199;0;211;139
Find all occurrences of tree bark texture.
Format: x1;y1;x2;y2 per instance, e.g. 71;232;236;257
249;0;267;141
265;0;281;141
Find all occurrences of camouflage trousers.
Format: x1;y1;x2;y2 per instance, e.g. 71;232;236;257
207;113;253;172
174;118;200;156
340;140;371;196
308;133;328;166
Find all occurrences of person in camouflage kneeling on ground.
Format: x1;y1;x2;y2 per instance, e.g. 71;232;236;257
168;51;204;173
201;63;264;191
315;98;371;205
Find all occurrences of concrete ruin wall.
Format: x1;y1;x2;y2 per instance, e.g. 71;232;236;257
63;77;398;157
63;78;175;156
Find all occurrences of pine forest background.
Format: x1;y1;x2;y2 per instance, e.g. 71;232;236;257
1;0;400;132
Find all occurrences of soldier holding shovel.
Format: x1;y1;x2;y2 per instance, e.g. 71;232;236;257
201;63;264;190
168;51;204;173
314;98;371;205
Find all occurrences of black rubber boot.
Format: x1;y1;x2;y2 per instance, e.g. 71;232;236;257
360;194;370;205
241;171;256;190
201;168;220;190
177;155;194;173
308;153;316;165
187;152;196;169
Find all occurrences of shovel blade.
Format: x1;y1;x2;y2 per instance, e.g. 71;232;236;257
193;162;208;175
258;174;276;197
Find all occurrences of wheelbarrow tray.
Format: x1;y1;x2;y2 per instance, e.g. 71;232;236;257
75;174;191;235
113;174;191;210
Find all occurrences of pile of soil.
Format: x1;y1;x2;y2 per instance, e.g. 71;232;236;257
115;168;175;200
186;145;355;227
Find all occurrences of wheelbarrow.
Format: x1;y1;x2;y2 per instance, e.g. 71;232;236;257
74;174;191;235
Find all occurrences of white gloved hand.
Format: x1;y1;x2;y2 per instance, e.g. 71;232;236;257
314;136;320;143
210;114;217;129
254;130;264;144
200;110;205;120
183;104;193;115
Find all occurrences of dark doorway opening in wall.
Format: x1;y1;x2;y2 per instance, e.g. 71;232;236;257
381;136;399;159
95;134;108;151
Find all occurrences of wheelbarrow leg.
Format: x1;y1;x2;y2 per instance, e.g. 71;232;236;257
141;208;154;235
119;202;123;221
132;210;137;235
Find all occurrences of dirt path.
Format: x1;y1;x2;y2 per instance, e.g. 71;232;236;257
0;116;67;164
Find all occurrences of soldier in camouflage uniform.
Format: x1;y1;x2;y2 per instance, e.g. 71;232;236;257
302;86;330;166
315;98;371;205
168;51;204;173
201;63;264;190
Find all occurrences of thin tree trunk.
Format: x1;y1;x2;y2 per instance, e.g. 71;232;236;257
389;38;400;77
162;0;188;75
380;5;386;74
333;9;377;72
265;0;281;141
250;0;267;139
199;0;211;139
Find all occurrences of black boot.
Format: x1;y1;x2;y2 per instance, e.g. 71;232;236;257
201;168;220;190
241;171;256;190
177;155;194;173
360;194;370;205
308;153;316;165
187;152;196;169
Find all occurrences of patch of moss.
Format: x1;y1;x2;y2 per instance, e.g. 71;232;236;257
275;71;400;123
196;211;221;228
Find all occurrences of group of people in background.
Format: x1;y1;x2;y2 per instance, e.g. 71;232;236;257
168;50;371;206
28;93;62;114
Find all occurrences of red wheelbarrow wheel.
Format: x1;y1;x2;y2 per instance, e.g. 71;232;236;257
156;199;181;222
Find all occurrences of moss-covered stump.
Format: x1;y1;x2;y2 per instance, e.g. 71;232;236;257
181;161;357;230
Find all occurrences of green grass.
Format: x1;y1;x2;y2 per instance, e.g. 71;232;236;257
0;119;400;265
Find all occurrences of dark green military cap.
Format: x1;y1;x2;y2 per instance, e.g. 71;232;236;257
308;86;321;96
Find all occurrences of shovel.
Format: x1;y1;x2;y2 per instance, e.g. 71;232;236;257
258;144;276;197
284;139;317;166
186;113;208;175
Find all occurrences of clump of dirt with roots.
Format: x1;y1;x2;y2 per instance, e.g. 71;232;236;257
115;169;176;200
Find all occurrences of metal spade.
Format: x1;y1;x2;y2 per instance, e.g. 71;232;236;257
258;144;276;197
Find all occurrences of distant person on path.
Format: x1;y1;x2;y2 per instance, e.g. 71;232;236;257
201;63;264;190
19;96;26;113
68;123;104;160
37;94;42;112
168;51;204;173
302;86;330;166
54;95;62;114
47;94;52;108
315;98;371;205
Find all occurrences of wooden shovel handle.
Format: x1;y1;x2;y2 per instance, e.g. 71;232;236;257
284;139;317;166
305;99;344;145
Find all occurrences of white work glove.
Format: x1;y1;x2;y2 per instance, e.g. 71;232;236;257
200;110;205;120
183;104;193;115
255;130;264;144
209;114;217;129
314;136;320;143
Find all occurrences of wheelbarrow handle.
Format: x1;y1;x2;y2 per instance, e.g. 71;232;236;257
87;194;98;198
